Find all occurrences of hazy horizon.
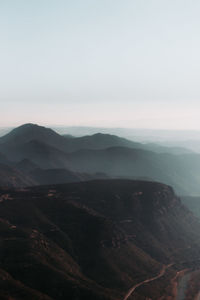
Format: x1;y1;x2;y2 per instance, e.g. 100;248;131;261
2;123;200;144
3;122;200;132
1;0;200;129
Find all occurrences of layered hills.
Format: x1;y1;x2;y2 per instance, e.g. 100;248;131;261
0;180;200;299
1;124;200;298
0;123;200;195
0;123;190;154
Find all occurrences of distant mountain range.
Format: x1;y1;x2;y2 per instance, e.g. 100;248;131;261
3;125;200;152
0;180;200;299
0;123;200;195
0;123;191;154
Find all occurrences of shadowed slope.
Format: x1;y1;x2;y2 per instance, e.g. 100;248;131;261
0;180;200;299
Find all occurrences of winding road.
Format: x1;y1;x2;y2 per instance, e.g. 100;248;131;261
123;264;173;300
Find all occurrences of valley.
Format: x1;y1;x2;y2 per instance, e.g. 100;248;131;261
1;124;200;299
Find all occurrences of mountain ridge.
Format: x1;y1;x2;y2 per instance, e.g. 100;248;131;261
0;123;192;154
0;179;200;299
0;123;200;195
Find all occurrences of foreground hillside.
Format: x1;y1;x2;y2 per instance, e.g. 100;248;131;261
0;180;200;299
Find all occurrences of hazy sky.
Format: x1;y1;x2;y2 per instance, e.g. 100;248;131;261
1;0;200;129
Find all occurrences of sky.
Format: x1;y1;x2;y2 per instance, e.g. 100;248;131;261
1;0;200;129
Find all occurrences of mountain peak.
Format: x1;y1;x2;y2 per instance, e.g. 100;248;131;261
18;123;39;127
2;123;50;137
0;123;63;147
11;123;48;133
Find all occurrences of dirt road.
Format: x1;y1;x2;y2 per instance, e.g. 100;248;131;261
123;264;173;300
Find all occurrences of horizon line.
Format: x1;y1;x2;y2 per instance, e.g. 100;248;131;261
1;123;200;132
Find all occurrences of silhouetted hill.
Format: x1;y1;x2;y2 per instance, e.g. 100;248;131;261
0;124;199;195
0;123;191;155
63;132;191;154
0;180;200;299
0;123;66;148
63;132;143;151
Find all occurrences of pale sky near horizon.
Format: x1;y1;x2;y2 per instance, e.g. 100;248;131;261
1;0;200;129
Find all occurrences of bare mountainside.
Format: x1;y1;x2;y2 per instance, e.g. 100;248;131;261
0;180;200;299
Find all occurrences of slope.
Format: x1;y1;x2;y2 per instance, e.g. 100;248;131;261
0;180;200;299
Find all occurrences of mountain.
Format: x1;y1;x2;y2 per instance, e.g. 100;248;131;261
1;124;140;154
0;163;36;188
63;132;191;154
2;139;70;169
0;180;200;299
29;168;108;185
66;147;200;195
0;123;66;149
15;158;39;173
144;142;193;154
0;124;71;168
0;123;191;155
0;127;11;137
63;132;143;151
0;158;108;188
0;123;199;195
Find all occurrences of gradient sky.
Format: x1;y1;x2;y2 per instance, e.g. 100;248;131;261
1;0;200;129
